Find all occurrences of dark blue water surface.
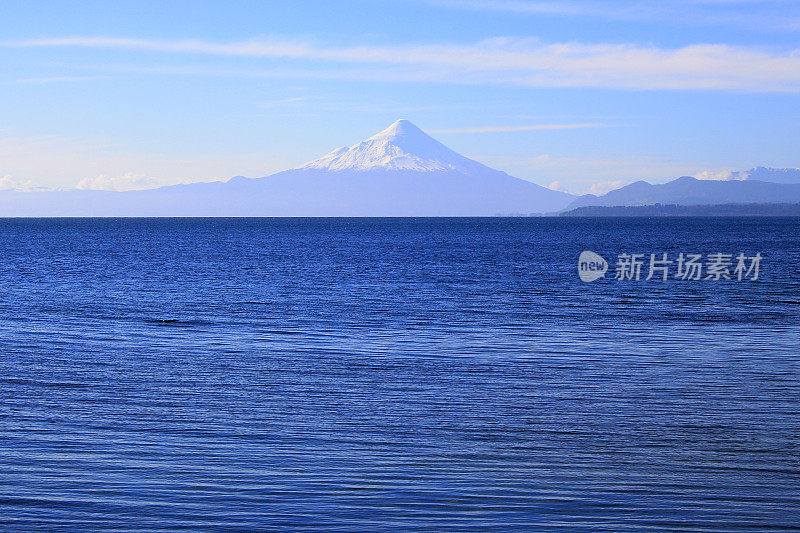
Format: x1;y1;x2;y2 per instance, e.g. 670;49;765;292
0;217;798;532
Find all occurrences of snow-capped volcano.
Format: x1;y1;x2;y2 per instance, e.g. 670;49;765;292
300;119;490;174
0;119;576;216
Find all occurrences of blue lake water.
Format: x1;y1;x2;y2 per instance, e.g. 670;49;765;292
0;217;798;531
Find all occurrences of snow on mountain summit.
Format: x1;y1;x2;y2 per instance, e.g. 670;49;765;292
299;119;492;174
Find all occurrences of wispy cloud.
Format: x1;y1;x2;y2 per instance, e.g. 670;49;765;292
428;0;800;30
431;0;611;17
431;123;603;133
3;36;800;92
0;75;110;85
257;96;320;109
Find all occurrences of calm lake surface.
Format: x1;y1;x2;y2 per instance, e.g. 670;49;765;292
0;217;798;531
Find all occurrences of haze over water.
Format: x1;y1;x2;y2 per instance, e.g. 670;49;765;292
1;217;798;531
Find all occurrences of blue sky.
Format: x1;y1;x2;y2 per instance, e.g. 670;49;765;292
0;0;798;193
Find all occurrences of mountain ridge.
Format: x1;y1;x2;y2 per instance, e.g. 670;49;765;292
566;175;800;210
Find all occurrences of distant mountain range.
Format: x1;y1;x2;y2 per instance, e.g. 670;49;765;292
1;121;798;216
0;120;573;216
561;203;800;217
565;175;800;211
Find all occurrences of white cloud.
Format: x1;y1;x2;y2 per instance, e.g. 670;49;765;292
693;169;736;180
3;36;800;92
0;174;40;191
75;173;163;191
547;180;566;191
584;180;626;195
